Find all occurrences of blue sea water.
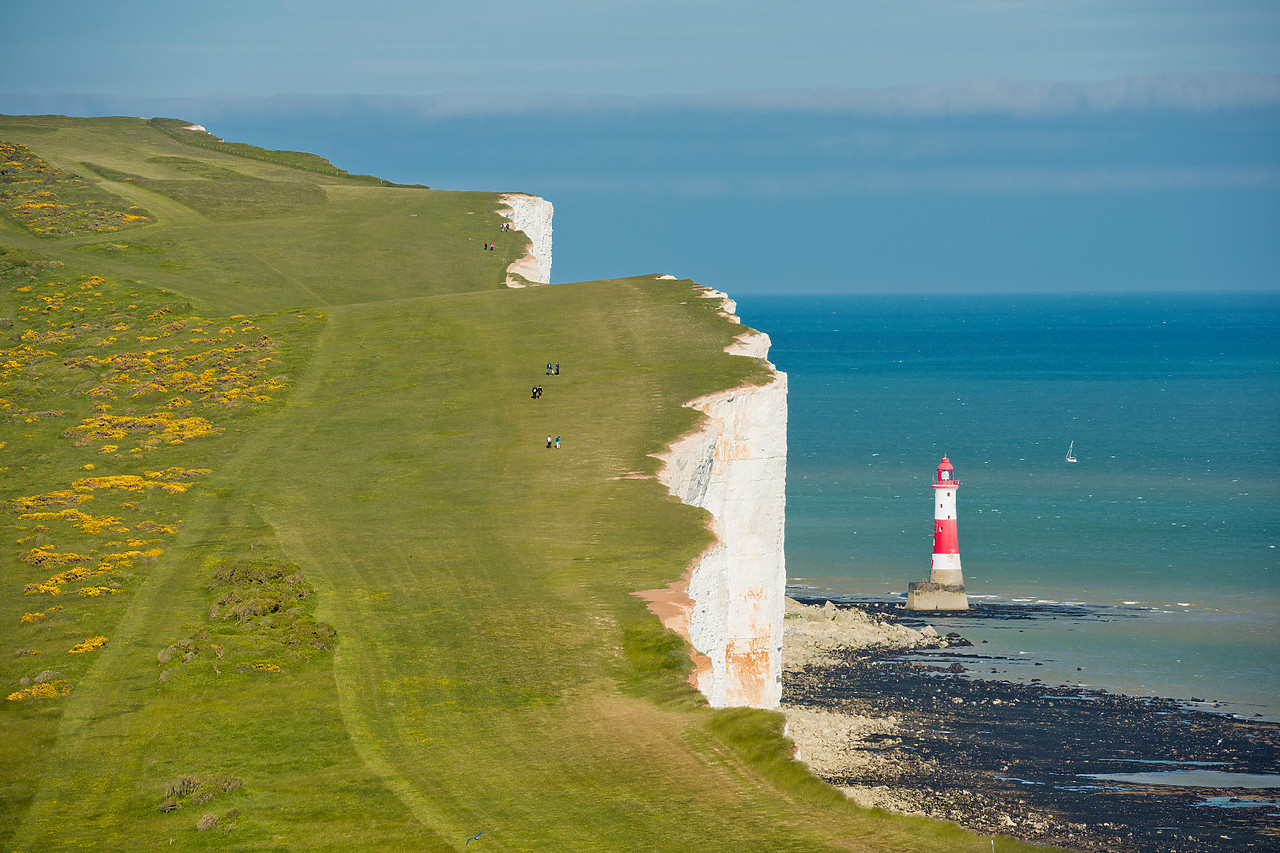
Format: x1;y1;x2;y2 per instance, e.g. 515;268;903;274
736;292;1280;718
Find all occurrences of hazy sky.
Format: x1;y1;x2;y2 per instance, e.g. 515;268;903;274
4;0;1279;97
2;2;1277;293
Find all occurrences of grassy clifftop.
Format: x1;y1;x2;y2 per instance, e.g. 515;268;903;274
146;117;415;186
0;116;1048;852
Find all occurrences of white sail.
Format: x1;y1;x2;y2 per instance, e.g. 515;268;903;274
1066;441;1077;463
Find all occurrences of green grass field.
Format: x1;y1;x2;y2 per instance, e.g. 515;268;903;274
0;115;1058;852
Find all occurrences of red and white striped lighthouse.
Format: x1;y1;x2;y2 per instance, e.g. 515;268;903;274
907;456;970;610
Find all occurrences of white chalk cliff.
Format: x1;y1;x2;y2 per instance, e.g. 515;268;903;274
650;289;788;709
499;193;554;285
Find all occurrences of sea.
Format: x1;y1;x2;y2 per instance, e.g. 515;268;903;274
736;292;1280;720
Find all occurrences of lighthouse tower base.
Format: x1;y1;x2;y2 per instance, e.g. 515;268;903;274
906;581;969;611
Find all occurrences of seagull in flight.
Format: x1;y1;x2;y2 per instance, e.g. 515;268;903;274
466;832;485;846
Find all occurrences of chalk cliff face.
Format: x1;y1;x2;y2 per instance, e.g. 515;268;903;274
653;290;788;709
500;193;554;285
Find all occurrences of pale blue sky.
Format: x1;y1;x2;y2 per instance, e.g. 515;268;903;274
3;1;1279;97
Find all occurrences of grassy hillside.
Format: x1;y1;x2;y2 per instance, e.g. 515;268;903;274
0;116;1054;852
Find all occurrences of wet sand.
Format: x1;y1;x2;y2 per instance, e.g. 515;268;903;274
783;598;1280;852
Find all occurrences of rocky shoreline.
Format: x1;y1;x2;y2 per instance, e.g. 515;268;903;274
782;598;1280;852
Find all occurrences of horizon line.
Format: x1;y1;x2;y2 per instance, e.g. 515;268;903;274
4;72;1280;119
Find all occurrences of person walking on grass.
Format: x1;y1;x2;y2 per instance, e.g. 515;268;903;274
546;435;553;448
555;436;561;449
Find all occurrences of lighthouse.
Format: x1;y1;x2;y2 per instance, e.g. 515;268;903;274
906;456;970;611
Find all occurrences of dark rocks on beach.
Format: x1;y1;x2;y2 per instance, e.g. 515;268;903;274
784;602;1280;853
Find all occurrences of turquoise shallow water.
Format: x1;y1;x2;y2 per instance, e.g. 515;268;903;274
737;292;1280;718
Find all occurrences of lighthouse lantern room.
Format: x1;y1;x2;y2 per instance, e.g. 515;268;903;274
906;456;970;611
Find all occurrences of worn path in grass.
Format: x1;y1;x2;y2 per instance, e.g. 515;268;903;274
261;281;762;850
1;116;1053;852
213;280;1022;851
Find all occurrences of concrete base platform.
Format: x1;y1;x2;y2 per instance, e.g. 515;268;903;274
906;581;969;611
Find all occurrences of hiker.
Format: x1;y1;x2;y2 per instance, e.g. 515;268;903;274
546;436;553;448
531;386;538;399
554;362;559;375
555;436;561;449
546;362;553;375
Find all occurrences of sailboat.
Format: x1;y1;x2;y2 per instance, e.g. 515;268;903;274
1065;441;1078;463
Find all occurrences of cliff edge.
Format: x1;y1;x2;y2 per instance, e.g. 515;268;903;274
500;193;554;285
645;289;788;709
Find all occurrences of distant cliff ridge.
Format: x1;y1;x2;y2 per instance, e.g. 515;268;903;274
500;193;554;285
651;290;788;709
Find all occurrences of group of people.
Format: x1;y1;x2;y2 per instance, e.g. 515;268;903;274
485;223;514;251
539;360;561;449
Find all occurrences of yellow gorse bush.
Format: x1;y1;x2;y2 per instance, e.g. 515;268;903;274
23;561;118;595
70;469;205;493
0;142;152;236
11;490;96;512
64;413;221;451
18;507;129;535
98;548;161;562
21;606;62;623
20;545;93;566
7;680;72;701
68;636;108;654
